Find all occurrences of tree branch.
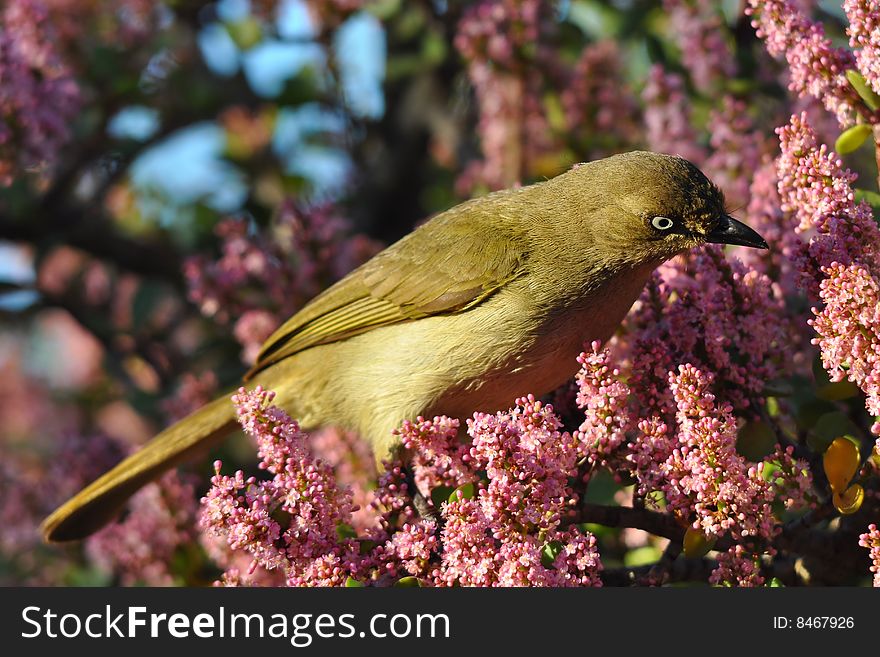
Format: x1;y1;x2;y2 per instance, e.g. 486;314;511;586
0;209;184;284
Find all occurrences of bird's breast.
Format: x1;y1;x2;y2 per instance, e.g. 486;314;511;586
423;263;655;419
313;262;655;456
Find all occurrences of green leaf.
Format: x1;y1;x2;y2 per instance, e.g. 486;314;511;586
762;461;781;482
449;482;475;503
736;421;777;462
358;540;378;555
762;380;793;397
336;524;357;541
541;540;564;568
811;357;859;401
225;18;262;50
816;380;861;401
394;576;421;588
421;31;447;65
132;281;165;328
835;124;872;155
624;546;661;568
430;485;456;509
847;69;880;111
855;188;880;210
683;527;716;559
808;411;861;453
767;577;785;587
366;0;401;20
344;577;365;588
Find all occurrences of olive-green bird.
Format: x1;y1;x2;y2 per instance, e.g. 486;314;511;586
42;151;767;542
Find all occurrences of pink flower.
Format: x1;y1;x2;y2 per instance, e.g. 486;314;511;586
747;0;861;125
562;41;639;154
641;65;706;163
844;0;880;96
575;342;632;466
663;0;736;91
201;385;603;587
86;472;198;586
396;415;473;494
858;524;880;587
704;96;768;209
661;365;777;541
625;246;788;421
777;112;880;435
810;262;880;417
200;386;357;581
454;1;557;192
184;202;379;363
469;395;579;536
711;545;766;587
0;0;80;184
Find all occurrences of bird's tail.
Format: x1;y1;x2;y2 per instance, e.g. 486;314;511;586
41;393;238;543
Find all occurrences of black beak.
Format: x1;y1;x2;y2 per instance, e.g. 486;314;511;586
706;214;769;250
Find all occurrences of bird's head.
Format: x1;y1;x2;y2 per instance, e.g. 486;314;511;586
556;151;768;267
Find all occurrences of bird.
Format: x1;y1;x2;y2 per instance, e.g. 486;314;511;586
41;150;768;542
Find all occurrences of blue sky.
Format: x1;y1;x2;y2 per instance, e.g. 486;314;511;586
119;0;386;222
0;0;386;309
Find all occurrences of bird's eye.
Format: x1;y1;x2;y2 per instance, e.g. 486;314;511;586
651;216;674;231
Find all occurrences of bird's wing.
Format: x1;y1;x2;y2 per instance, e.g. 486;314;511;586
246;196;529;377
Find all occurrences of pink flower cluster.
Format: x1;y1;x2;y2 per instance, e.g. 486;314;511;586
0;427;126;584
161;372;219;422
86;472;198;586
625;245;788;420
577;342;813;547
184;201;378;363
201;386;358;585
859;523;880;586
0;0;80;185
641;66;706;163
396;415;472;494
661;365;777;541
663;0;735;92
455;1;543;71
747;0;861;125
738;159;805;288
704;96;769;210
438;396;602;587
200;387;604;587
454;1;551;192
561;41;639;155
710;545;765;587
844;0;880;96
575;342;632;467
777;113;880;435
309;426;378;533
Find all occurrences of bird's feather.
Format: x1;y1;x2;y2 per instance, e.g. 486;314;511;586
41;394;238;542
246;195;530;377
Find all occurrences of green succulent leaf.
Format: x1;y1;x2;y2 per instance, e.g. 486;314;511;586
835;124;872;155
449;482;475;503
541;540;564;568
846;69;880;110
430;485;455;509
736;421;777;462
394;576;422;587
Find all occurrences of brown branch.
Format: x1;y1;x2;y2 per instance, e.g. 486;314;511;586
602;557;717;587
0;209;184;283
567;503;686;543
